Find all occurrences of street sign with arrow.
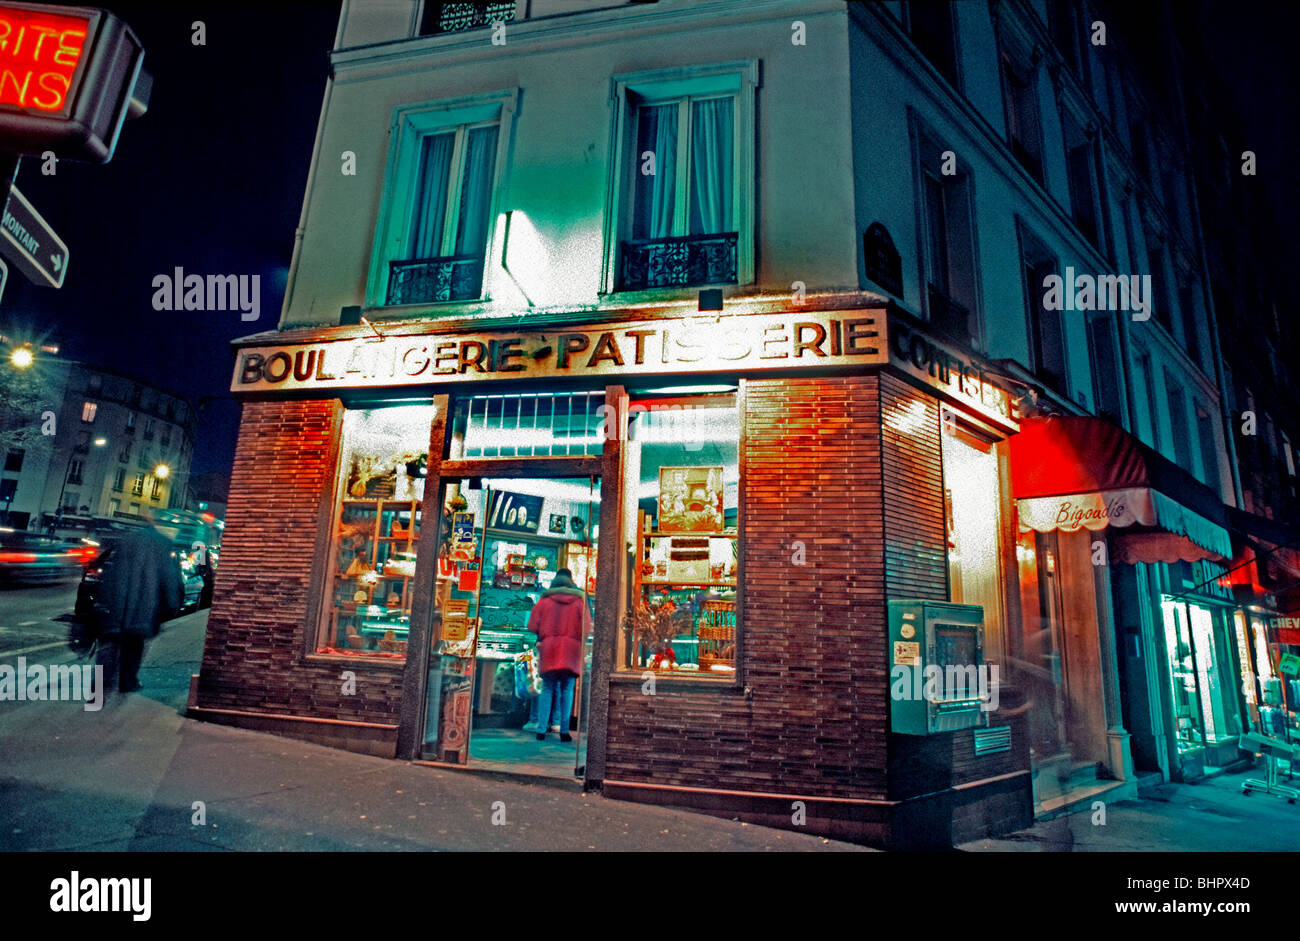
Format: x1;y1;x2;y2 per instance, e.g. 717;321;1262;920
0;184;67;288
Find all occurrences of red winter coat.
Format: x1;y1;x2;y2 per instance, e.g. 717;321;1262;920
527;587;592;677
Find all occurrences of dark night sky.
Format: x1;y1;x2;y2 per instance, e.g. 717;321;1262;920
0;1;1294;485
1;1;340;478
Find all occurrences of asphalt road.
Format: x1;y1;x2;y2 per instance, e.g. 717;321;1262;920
0;580;80;659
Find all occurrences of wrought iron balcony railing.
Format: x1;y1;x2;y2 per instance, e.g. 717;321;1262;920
619;232;738;291
387;255;485;306
420;1;516;35
927;283;972;346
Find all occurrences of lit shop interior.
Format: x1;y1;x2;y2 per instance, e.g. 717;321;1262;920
316;390;741;776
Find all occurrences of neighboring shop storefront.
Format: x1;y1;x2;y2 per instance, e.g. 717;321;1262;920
1225;512;1300;751
1007;417;1237;787
193;295;1039;848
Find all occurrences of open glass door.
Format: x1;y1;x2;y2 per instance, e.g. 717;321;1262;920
421;474;598;779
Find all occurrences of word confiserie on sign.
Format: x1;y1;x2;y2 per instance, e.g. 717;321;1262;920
233;310;887;391
0;4;91;115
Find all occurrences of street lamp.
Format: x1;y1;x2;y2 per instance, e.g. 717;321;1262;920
155;464;170;479
10;346;33;368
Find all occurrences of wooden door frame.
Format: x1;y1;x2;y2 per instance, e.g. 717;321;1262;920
395;386;626;787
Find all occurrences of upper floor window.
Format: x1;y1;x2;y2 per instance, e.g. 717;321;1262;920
419;1;516;36
1087;316;1123;425
1047;0;1085;78
1164;370;1192;469
67;459;83;485
81;401;97;422
1018;223;1066;391
915;124;978;348
1178;283;1202;366
903;0;959;88
1061;109;1101;248
1195;402;1221;489
87;374;102;392
131;473;145;496
144;418;156;440
125;411;136;432
112;468;126;492
605;63;756;294
369;92;515;308
1000;52;1044;183
3;449;22;472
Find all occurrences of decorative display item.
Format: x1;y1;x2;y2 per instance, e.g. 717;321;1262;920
348;454;397;498
449;511;476;559
384;554;417;578
346;634;366;650
624;600;692;670
487;490;544;534
658;466;725;532
549;514;567;535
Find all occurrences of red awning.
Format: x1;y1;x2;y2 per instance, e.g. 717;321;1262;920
1008;416;1233;564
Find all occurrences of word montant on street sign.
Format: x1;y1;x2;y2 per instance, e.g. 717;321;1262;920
0;182;65;287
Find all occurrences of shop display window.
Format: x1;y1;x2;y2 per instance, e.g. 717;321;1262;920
941;418;1005;664
619;393;739;676
318;403;435;659
450;393;605;458
1159;598;1240;754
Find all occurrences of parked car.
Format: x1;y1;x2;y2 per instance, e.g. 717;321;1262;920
0;529;96;584
75;538;202;620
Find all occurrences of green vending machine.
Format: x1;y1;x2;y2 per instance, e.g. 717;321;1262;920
888;600;990;735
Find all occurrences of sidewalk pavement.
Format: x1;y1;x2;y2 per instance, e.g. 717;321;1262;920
3;610;1298;852
0;610;864;852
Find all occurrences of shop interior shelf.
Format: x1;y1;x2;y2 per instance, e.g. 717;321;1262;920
640;579;736;587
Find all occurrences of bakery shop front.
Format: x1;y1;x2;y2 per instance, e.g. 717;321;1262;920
192;294;1035;848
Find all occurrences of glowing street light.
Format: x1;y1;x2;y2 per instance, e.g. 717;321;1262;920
10;346;33;368
93;437;107;447
155;464;170;479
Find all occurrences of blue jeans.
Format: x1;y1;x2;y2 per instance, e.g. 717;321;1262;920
537;672;575;735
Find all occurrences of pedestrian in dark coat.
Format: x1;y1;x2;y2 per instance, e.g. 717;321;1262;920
525;568;592;741
94;521;185;695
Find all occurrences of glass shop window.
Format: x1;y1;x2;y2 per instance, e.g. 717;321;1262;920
619;392;739;677
941;416;1005;664
449;392;605;458
318;403;436;659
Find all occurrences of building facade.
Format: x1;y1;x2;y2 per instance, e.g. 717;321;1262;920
195;0;1285;845
0;358;197;534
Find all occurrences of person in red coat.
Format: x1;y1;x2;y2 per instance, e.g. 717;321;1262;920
526;568;592;742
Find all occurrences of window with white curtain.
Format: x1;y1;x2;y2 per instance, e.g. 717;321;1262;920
603;62;756;294
408;123;499;263
631;95;734;240
369;90;517;308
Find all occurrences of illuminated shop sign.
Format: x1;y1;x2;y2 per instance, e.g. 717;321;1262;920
0;3;144;162
888;322;1016;432
232;310;888;393
0;5;89;115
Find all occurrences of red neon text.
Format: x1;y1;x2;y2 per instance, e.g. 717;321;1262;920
0;7;90;113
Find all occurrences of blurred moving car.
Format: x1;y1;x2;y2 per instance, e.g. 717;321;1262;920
75;538;202;620
0;529;96;583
